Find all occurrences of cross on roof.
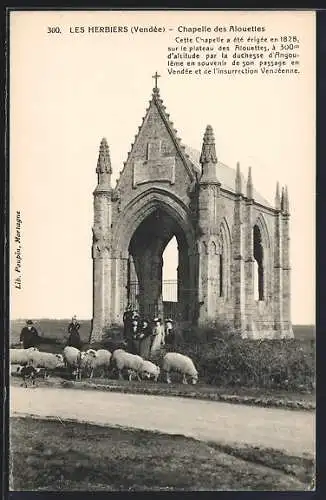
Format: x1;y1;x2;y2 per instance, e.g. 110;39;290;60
152;71;161;89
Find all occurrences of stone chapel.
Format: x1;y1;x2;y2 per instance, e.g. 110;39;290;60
90;76;293;342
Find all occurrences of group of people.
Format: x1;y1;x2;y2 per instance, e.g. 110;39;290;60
123;305;175;360
19;316;82;350
19;311;175;361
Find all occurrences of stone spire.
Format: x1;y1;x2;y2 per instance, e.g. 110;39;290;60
97;138;112;174
280;186;290;214
275;181;281;210
200;125;217;164
199;125;219;184
281;186;285;212
246;167;253;199
235;162;242;194
96;138;112;187
283;185;289;214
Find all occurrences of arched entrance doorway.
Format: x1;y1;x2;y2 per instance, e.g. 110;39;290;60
126;206;193;322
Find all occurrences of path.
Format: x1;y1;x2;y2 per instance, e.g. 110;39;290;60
10;385;315;457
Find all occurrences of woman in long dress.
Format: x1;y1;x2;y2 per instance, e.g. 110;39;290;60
66;315;82;350
130;318;140;354
150;317;165;357
138;319;152;359
164;318;175;347
123;304;133;341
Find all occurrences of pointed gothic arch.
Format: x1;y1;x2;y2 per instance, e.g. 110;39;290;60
109;188;197;322
253;213;272;302
219;218;232;299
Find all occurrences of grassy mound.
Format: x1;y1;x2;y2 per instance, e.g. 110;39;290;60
10;417;314;491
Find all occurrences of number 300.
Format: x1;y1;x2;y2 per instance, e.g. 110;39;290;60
47;27;61;34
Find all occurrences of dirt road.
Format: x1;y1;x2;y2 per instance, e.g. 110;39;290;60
10;385;315;457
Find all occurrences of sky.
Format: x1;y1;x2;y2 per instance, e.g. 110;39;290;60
10;10;315;324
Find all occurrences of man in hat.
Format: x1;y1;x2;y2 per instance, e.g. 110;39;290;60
66;315;82;350
20;320;41;349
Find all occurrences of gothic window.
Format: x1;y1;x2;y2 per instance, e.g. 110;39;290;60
219;253;223;297
253;259;259;301
253;225;264;301
218;219;232;299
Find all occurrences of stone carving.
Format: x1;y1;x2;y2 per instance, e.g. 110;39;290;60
133;158;175;187
112;188;121;212
200;125;217;164
92;224;110;256
96;137;112;174
211;240;219;255
133;137;176;187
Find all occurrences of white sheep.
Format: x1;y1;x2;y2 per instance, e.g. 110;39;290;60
63;346;82;380
140;360;160;382
162;352;198;385
111;349;144;381
80;349;112;379
10;347;39;366
79;350;97;379
28;351;65;377
89;349;112;378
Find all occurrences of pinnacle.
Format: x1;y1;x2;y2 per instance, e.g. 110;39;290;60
246;167;253;199
96;137;112;175
200;124;217;164
283;185;289;213
235;162;242;194
100;137;109;150
275;181;281;210
203;125;215;144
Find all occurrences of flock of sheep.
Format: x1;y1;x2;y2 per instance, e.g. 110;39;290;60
10;345;199;387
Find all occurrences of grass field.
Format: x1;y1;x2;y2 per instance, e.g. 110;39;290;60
10;417;314;491
9;319;92;346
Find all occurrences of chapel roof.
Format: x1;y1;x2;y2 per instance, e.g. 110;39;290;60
184;144;272;208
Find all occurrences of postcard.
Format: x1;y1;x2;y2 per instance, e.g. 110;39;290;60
9;9;315;492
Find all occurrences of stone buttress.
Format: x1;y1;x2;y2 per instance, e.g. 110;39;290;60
90;138;113;342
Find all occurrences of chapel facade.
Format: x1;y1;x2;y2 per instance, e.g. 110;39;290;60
90;78;293;342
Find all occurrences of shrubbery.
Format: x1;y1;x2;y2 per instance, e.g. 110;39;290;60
168;325;315;392
97;323;315;392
